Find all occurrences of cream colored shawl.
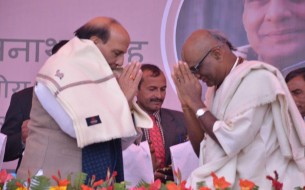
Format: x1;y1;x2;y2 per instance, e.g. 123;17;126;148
207;61;305;162
188;60;305;188
36;37;152;148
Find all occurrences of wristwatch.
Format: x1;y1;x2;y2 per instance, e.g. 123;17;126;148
196;107;208;118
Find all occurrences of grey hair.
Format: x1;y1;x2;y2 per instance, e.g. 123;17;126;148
209;30;236;51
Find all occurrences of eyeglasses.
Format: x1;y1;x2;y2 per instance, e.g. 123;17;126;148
189;46;219;74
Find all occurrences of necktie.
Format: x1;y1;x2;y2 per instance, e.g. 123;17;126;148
149;115;165;168
82;139;124;183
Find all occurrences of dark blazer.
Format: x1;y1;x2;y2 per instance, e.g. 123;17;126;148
1;87;33;166
142;108;187;166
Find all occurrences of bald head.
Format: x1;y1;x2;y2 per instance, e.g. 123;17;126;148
182;30;236;65
181;29;237;87
75;16;130;69
75;16;128;44
182;30;216;65
87;17;117;27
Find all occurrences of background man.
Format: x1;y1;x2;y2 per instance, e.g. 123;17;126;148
285;67;305;119
136;64;187;182
240;0;305;76
172;29;305;189
1;87;32;172
1;40;68;172
17;17;144;183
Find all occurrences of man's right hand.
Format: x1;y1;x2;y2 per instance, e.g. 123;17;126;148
21;119;29;144
172;61;204;112
154;167;174;183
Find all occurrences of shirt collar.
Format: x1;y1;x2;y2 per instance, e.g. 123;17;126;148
151;110;161;122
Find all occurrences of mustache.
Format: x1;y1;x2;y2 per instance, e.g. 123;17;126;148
112;67;123;77
150;98;163;103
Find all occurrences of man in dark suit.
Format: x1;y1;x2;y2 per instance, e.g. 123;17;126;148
1;87;33;171
0;40;68;172
136;64;187;182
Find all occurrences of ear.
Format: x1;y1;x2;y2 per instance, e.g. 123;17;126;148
89;36;100;45
212;48;222;61
135;89;139;96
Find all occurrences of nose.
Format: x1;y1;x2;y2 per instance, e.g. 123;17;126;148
115;55;125;67
264;0;293;22
194;73;201;79
294;97;302;107
154;89;165;100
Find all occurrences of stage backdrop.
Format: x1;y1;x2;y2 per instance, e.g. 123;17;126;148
1;0;304;169
0;0;183;127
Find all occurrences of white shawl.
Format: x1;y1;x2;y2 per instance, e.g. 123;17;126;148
188;60;305;188
36;37;152;148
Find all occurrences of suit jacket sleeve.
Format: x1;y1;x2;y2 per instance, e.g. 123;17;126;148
1;88;32;161
161;109;188;166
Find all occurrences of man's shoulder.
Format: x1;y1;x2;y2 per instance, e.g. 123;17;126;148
160;108;183;116
234;62;280;88
159;108;187;132
235;60;281;78
14;87;34;98
160;108;185;121
235;63;284;101
9;87;34;116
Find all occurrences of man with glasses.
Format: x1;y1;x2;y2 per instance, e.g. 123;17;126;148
172;29;305;189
